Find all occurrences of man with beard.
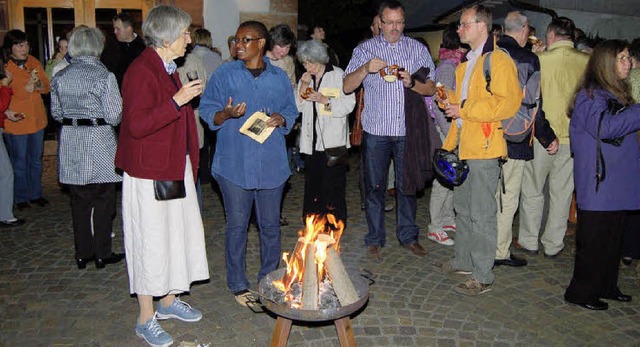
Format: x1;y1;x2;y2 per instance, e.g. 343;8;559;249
344;0;436;259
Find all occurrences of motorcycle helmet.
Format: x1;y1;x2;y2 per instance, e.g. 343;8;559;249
433;148;469;186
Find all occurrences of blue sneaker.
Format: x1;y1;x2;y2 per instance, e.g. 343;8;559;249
135;314;173;347
156;297;202;322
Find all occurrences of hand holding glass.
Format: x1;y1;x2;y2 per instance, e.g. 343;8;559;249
186;71;199;82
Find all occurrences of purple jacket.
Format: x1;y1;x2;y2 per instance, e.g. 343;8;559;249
570;88;640;211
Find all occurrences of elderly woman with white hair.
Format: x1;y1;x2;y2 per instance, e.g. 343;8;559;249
114;5;208;346
296;39;355;224
50;26;124;270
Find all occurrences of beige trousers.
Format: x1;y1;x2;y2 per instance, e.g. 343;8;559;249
518;142;573;255
495;158;525;260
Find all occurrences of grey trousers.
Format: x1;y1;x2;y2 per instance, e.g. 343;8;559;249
452;159;500;284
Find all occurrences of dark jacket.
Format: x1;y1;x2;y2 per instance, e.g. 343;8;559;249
497;35;557;160
102;35;146;87
115;48;199;181
403;67;441;194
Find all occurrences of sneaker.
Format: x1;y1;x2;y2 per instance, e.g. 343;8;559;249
454;278;492;296
427;230;454;246
433;260;471;275
135;314;173;347
384;197;394;212
443;225;456;232
234;290;258;307
156;297;202;322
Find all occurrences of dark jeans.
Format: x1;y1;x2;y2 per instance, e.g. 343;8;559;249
215;174;284;293
69;183;116;259
362;132;418;247
565;210;626;303
303;150;347;223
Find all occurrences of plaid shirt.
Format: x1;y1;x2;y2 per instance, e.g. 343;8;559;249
50;56;122;185
345;34;435;136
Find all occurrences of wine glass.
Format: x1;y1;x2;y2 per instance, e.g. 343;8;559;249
186;71;199;82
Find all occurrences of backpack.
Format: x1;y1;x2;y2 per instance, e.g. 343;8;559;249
482;49;540;143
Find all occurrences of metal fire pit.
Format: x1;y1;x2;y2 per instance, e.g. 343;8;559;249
259;267;370;346
258;267;370;322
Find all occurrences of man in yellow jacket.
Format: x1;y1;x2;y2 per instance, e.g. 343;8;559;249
435;4;521;296
517;17;589;258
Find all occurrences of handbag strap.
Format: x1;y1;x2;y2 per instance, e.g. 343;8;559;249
311;75;348;151
595;109;607;191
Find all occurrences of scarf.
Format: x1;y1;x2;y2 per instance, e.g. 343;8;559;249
438;48;464;66
164;60;177;75
10;57;27;67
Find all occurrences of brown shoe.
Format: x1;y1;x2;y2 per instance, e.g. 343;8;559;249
403;241;428;257
366;245;381;258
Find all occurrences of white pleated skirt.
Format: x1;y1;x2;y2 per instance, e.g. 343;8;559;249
122;157;209;296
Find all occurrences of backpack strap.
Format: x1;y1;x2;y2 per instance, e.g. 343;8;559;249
483;51;493;95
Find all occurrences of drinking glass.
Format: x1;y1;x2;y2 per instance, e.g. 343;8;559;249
186;71;199;81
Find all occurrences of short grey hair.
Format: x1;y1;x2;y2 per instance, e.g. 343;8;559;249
504;11;528;34
68;26;104;58
296;40;330;65
142;5;191;48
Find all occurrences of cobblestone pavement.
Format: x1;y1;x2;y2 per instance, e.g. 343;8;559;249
1;149;639;347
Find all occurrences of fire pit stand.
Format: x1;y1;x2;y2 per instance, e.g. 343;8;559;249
259;268;370;347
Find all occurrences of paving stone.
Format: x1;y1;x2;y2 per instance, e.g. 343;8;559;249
1;153;639;346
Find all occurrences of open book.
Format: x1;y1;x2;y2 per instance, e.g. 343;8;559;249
239;111;275;144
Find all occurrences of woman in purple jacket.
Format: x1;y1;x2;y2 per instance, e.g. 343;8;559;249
565;40;640;311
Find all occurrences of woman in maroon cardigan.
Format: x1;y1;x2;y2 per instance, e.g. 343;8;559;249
114;6;208;346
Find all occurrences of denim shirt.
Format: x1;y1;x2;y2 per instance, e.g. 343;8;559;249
199;57;299;189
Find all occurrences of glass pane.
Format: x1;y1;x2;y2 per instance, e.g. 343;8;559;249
23;7;48;65
51;8;75;56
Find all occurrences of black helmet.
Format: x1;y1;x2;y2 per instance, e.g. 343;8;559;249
433;148;469;186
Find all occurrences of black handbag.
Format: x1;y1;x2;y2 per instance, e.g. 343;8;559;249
325;146;348;167
153;180;186;201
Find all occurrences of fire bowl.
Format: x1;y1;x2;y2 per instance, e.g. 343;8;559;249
259;268;370;322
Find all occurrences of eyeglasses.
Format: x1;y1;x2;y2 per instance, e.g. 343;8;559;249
617;55;632;63
380;19;405;27
231;37;264;44
458;21;481;29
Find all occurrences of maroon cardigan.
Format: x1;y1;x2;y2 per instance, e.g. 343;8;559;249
115;48;199;181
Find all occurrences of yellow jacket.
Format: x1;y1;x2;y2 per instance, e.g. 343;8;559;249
4;55;50;135
537;40;588;144
442;41;521;160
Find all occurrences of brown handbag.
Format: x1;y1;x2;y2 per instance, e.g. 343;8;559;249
349;88;364;146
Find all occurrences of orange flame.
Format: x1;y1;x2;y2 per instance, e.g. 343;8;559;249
272;213;345;300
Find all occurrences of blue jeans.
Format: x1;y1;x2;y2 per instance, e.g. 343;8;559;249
215;174;284;293
3;129;44;204
362;132;418;247
0;130;16;221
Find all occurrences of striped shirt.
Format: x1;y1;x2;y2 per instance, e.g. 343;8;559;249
345;34;435;136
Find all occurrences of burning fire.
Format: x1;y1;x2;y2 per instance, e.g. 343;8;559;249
272;213;344;303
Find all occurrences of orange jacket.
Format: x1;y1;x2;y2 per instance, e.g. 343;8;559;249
4;55;50;135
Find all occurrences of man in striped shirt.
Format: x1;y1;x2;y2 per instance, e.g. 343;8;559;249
344;0;436;258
